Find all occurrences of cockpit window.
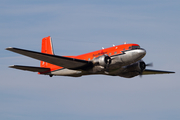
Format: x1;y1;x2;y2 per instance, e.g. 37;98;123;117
129;46;140;50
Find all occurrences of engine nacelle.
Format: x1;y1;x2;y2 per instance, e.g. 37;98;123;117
138;60;146;72
92;54;111;67
119;60;146;78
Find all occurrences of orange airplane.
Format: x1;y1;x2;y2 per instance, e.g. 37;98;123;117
6;36;175;78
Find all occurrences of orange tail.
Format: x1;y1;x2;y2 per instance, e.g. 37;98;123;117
39;36;62;74
40;36;54;68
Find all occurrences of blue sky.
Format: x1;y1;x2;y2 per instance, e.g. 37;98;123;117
0;0;180;120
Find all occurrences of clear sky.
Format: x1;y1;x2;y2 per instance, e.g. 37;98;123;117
0;0;180;120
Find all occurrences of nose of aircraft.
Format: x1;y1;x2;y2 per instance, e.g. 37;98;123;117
138;48;146;57
132;48;146;60
120;48;146;65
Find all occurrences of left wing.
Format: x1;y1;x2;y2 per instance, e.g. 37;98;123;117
6;47;93;70
143;69;175;75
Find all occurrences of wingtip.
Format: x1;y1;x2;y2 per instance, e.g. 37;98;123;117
6;47;13;50
9;65;15;68
168;71;175;74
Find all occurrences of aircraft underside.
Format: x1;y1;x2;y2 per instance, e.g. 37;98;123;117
46;59;174;78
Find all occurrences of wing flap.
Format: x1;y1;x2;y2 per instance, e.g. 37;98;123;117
6;47;92;70
10;65;50;72
143;69;175;75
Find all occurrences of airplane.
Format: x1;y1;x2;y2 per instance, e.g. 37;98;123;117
6;36;175;78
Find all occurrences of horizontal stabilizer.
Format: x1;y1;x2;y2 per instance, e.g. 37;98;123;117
6;47;91;70
143;69;175;75
9;65;50;72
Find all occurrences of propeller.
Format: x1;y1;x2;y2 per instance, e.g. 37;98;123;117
139;62;153;77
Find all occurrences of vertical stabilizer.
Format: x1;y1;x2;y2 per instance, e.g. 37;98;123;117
40;36;54;68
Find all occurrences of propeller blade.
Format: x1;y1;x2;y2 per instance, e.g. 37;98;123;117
146;63;153;67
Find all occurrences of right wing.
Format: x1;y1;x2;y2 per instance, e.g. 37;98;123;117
6;47;93;70
143;69;175;75
9;65;50;72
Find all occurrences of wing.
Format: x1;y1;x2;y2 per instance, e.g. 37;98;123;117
6;47;93;70
143;69;175;75
9;65;50;72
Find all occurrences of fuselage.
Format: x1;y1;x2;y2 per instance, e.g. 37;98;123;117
49;43;146;77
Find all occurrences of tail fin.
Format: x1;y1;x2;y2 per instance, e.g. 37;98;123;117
40;36;54;68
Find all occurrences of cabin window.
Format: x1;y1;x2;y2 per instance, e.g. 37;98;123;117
109;53;111;55
114;51;117;54
88;58;91;61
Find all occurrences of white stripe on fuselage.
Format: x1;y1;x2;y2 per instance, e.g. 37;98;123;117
49;68;82;77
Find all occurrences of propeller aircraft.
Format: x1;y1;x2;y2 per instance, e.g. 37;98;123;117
6;36;175;78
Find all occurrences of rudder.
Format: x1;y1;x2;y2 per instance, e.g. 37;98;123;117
40;36;54;68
